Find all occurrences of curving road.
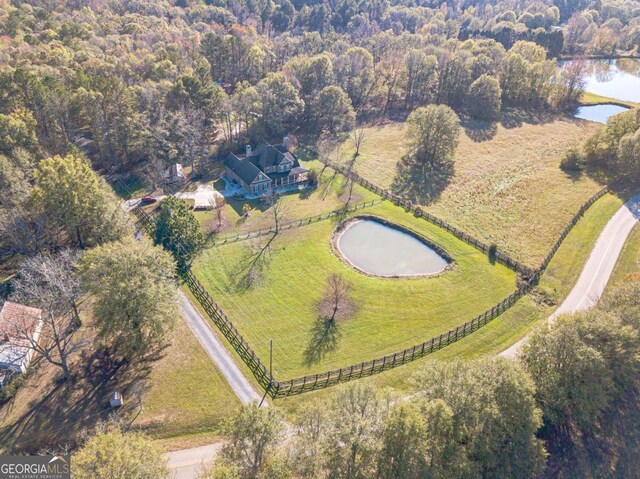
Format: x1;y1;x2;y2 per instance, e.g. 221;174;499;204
165;294;264;478
178;291;263;404
166;443;223;479
501;193;640;358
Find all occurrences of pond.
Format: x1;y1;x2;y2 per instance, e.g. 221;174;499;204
561;58;640;103
574;104;629;124
337;219;450;277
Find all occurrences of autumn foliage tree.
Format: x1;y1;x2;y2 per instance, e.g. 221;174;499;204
80;239;178;357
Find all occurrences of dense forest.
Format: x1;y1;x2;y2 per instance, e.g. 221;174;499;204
1;1;640;478
1;0;638;186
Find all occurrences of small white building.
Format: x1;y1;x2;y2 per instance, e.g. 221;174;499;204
164;163;186;184
0;302;43;378
110;391;124;408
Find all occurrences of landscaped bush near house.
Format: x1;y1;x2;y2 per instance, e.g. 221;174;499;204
307;168;319;186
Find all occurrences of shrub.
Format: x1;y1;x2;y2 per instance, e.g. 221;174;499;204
307;168;319;186
0;369;30;404
560;147;583;172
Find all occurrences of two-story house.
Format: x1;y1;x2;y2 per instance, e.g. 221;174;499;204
224;139;309;195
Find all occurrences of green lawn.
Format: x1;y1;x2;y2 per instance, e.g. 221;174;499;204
581;91;640;109
193;200;517;379
273;193;624;414
194;160;377;236
134;309;241;441
608;222;640;288
330;116;604;267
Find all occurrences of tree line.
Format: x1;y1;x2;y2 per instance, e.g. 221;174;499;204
0;149;203;398
0;0;595;191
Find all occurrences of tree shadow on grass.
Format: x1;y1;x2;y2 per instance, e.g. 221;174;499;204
0;344;166;453
500;108;555;129
461;118;498;143
390;155;455;205
303;318;342;366
229;237;276;294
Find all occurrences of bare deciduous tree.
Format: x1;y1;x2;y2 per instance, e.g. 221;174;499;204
268;193;288;234
0;206;49;256
209;196;226;231
351;127;366;158
319;273;356;323
9;250;83;380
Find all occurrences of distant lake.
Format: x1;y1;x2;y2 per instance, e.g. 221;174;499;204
574;104;629;124
561;58;640;103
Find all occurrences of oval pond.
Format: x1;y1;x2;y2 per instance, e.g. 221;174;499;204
337;219;449;277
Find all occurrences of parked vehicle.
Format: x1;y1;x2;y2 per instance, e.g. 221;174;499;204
140;196;157;204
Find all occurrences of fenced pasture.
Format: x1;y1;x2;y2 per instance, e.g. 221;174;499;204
134;164;608;397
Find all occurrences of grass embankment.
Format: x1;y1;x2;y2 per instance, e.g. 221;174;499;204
331;116;603;267
580;91;640;109
193;200;517;380
608;222;640;288
194;160;377;236
274;194;623;413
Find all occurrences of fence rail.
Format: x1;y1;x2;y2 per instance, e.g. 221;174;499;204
211;199;383;246
538;186;609;274
318;158;534;276
133;180;610;399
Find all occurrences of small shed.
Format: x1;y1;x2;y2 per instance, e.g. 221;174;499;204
164;163;186;184
110;391;124;408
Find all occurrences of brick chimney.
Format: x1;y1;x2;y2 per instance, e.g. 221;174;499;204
282;136;290;150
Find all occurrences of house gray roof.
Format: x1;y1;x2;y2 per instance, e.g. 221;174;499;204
225;143;299;185
254;145;296;171
224;153;265;185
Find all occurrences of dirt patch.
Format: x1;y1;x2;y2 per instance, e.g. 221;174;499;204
338;192;363;204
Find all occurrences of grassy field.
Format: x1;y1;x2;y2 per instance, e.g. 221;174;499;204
193;200;517;379
194;160;377;237
272;193;624;412
133;310;240;443
608;222;640;288
0;300;240;452
330;115;604;267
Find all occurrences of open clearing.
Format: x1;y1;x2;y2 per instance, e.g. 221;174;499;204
274;193;625;412
193;200;516;379
334;115;603;267
133;310;240;442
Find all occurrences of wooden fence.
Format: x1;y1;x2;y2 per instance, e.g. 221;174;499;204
133;181;610;398
211;199;383;246
320;158;534;276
